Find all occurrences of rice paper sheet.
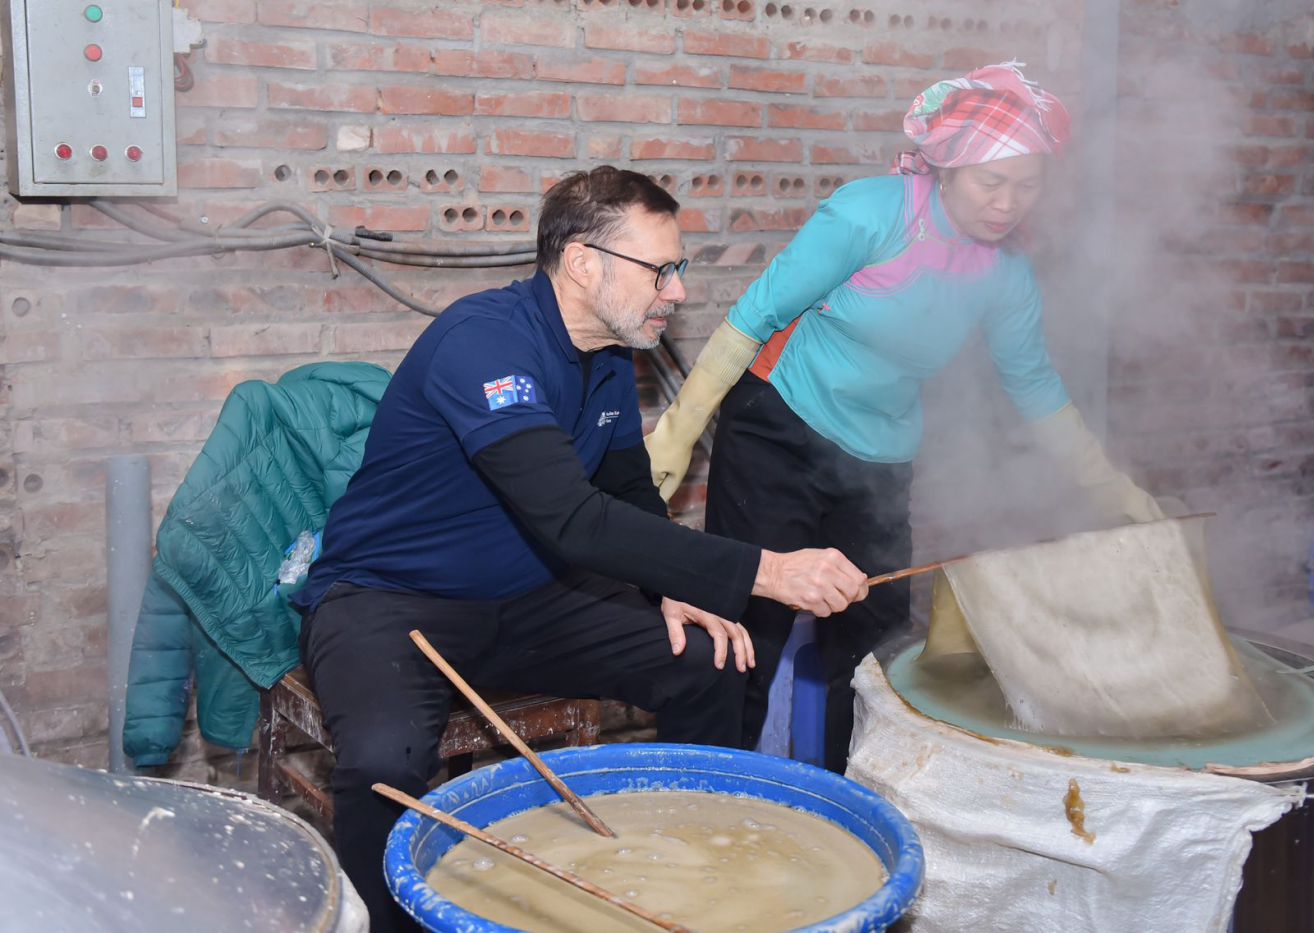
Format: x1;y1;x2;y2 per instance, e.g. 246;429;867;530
942;518;1270;738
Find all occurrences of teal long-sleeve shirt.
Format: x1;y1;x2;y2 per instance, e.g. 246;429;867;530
728;171;1070;463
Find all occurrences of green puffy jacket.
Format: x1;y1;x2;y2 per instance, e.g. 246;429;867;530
123;362;391;766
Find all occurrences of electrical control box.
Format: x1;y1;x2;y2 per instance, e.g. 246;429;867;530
2;0;176;197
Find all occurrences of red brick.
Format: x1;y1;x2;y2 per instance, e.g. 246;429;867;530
378;86;474;116
12;204;61;230
684;30;770;60
811;143;883;165
862;42;935;69
1277;204;1314;228
204;38;316;70
1241;174;1298;198
585;25;676;54
328;42;432;73
369;6;473;39
768;104;846;131
677;208;719;233
177;73;259;108
1278;262;1314;284
6;331;61;363
1246;115;1299;137
210;322;324;357
64;284;183;314
535;57;626;85
479;166;535;193
587;136;625;160
780;41;854;64
431;50;535;79
726;137;803;162
12;664;108;707
728;65;808;94
894;75;938;99
1217;259;1277;284
258;0;368;31
577;94;672;124
178;0;255;23
679;99;761;128
12;417;119;453
329;205;431;233
330;321;429;354
1219;33;1275;55
632;138;716;161
815;73;888;98
475;92;571;118
1266;235;1314;257
80;327;207;361
634;63;722;89
1268;88;1314;112
213;119;328;150
178;158;264;188
942;46;1001;71
1289;43;1314;59
268;83;376;112
853;110;906;132
481;11;575;48
176;113;208;145
729;206;811;232
489;130;576;158
375;126;476;154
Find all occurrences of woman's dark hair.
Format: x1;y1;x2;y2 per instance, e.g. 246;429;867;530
537;166;679;275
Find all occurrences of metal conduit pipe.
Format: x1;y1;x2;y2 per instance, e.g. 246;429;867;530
106;456;152;774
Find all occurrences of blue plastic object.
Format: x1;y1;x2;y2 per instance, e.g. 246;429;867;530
385;743;924;933
758;613;828;765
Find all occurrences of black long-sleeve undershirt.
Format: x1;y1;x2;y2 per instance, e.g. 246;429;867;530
472;426;760;620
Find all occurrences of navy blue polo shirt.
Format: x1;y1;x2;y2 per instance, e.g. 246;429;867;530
297;271;645;609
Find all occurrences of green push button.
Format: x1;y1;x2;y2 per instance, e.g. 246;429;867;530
84;4;103;22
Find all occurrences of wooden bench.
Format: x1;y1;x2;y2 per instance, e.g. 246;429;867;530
256;666;603;824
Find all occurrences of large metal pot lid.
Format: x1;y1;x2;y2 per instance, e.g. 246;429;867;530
0;753;349;932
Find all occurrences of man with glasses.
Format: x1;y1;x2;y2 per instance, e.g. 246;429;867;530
293;165;870;931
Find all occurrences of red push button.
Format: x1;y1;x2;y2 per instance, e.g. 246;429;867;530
90;145;108;161
125;146;143;162
84;44;103;62
55;143;74;161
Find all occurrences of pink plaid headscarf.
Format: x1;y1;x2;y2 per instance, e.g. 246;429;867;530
896;61;1071;174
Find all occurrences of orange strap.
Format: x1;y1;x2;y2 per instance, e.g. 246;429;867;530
748;317;802;382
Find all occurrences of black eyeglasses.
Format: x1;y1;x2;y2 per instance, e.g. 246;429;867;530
584;243;688;291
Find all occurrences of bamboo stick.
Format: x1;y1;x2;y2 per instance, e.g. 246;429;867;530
373;783;690;933
409;630;616;838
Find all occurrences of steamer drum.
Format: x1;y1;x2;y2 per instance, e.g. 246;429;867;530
848;631;1314;932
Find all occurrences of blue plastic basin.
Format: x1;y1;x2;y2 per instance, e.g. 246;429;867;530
385;743;924;932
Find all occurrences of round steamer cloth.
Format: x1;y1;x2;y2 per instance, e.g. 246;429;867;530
885;636;1314;773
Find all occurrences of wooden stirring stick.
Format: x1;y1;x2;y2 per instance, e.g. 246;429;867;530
866;556;966;587
864;513;1218;588
408;630;617;838
373;783;690;933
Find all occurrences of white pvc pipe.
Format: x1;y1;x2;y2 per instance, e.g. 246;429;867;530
106;455;152;773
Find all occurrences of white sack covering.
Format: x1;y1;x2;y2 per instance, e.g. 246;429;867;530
848;657;1304;933
941;518;1269;737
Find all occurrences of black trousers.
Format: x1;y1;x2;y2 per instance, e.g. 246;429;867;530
299;571;746;933
706;373;912;775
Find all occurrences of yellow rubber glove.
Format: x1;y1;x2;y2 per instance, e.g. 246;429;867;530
646;320;761;502
1031;403;1165;525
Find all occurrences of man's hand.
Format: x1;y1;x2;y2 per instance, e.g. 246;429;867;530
662;598;755;673
753;549;869;617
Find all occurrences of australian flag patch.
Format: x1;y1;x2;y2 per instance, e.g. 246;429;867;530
483;374;539;410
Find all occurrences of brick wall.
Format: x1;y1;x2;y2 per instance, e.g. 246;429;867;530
1106;2;1314;640
3;0;1306;774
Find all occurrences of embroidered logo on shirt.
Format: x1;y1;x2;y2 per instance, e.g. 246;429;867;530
597;409;621;427
483;375;539;410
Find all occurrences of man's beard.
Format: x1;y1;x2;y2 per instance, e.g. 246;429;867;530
595;265;670;350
